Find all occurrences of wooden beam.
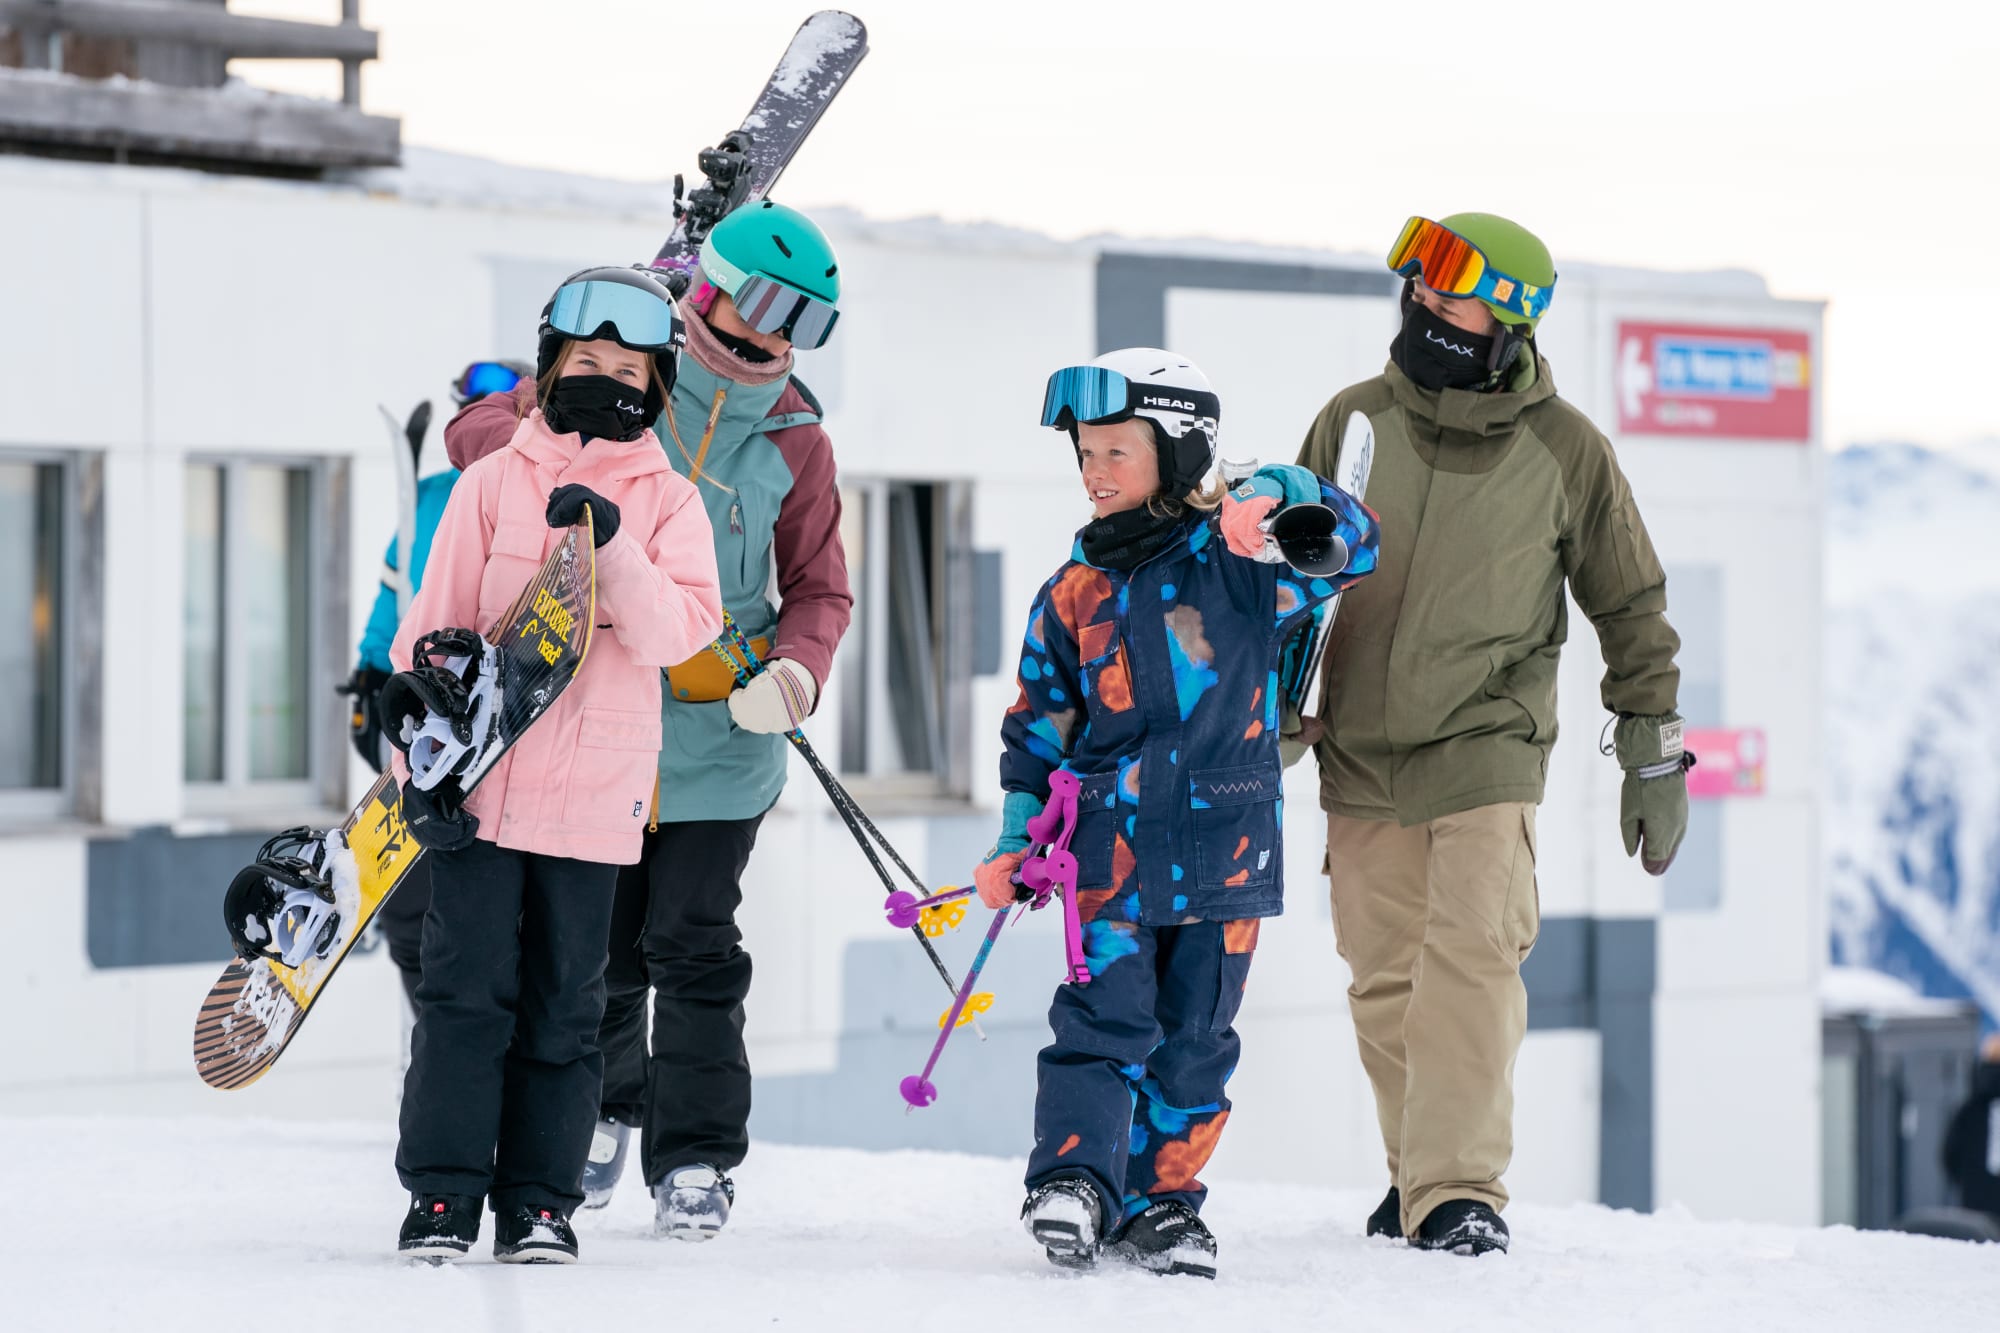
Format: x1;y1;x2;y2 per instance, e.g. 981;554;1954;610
0;2;379;62
0;69;400;167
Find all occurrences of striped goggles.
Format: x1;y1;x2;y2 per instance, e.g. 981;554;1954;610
1386;216;1554;323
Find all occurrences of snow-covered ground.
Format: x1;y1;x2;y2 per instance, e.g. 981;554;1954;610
8;1116;1994;1333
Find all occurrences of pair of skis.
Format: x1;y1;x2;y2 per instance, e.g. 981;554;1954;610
369;4;869;580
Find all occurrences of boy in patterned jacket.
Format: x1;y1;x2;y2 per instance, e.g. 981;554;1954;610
973;348;1379;1278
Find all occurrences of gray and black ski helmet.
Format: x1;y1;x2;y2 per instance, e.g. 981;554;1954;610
536;265;687;420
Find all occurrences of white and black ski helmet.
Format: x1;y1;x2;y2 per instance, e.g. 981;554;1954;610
1042;347;1221;497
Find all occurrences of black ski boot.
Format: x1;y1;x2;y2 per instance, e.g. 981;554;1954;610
1021;1177;1106;1271
1105;1200;1218;1279
1367;1185;1403;1239
580;1117;631;1210
1412;1199;1509;1256
397;1193;480;1263
493;1203;579;1264
653;1163;734;1241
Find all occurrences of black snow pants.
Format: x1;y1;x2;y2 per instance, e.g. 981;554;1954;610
394;838;618;1214
597;814;764;1185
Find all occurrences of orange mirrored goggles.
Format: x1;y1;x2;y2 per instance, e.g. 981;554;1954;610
1385;216;1554;323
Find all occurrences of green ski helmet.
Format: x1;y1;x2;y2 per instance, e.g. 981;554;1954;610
1437;212;1556;331
692;201;843;348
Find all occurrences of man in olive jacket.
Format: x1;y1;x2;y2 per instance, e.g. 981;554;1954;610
1296;213;1690;1255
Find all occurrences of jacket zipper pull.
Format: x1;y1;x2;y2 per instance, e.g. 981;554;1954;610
730;502;743;534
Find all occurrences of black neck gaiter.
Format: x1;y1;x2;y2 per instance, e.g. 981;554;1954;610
1390;303;1498;392
544;375;651;441
710;325;779;364
1079;507;1189;572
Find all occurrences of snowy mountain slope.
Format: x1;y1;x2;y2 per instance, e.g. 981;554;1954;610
9;1116;1995;1333
1825;443;2000;1025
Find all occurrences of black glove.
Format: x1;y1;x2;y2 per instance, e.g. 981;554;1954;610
546;483;619;547
336;665;390;773
399;779;480;852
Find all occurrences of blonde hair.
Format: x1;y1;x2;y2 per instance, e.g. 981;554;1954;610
1149;476;1226;517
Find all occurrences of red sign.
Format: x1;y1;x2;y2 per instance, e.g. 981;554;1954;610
1616;322;1812;441
1685;727;1765;799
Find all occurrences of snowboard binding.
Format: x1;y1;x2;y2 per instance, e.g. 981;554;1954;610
382;628;502;793
223;828;341;968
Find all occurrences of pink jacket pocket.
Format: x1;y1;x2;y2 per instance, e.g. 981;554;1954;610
562;705;664;834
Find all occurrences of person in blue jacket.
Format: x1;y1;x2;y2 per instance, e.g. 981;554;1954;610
973;347;1379;1280
341;358;527;1012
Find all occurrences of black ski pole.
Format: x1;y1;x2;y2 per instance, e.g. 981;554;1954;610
687;615;976;1014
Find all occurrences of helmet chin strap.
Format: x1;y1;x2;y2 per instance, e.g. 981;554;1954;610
1488;325;1528;379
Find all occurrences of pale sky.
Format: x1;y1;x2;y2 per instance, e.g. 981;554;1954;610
232;0;2000;452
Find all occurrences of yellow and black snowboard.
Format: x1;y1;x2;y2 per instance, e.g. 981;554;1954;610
193;517;596;1090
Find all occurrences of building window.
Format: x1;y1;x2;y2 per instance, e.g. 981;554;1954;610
0;456;68;809
835;478;973;799
183;460;321;804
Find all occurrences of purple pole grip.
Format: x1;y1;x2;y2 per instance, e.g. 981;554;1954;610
883;885;976;930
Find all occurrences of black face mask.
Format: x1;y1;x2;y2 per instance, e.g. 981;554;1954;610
1390;302;1500;392
1078;506;1191;573
709;325;779;364
545;375;652;441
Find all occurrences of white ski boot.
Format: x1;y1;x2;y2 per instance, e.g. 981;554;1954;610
653;1163;734;1241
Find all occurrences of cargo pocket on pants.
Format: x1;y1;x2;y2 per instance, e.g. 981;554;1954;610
1208;919;1260;1033
1505;805;1541;962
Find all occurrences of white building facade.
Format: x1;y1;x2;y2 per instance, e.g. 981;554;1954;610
0;151;1823;1226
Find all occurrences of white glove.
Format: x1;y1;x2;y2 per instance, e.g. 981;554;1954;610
727;658;818;734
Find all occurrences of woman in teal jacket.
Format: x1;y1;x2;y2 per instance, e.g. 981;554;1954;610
443;203;852;1239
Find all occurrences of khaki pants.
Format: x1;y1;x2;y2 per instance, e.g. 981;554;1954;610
1327;803;1540;1235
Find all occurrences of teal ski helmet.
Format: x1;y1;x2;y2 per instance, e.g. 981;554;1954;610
693;201;843;348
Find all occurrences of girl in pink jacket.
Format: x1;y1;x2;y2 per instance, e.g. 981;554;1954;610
382;266;724;1265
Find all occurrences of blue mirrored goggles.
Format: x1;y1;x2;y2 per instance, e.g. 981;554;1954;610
732;274;840;350
455;360;524;402
547;278;684;350
1040;365;1221;434
1042;365;1132;429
